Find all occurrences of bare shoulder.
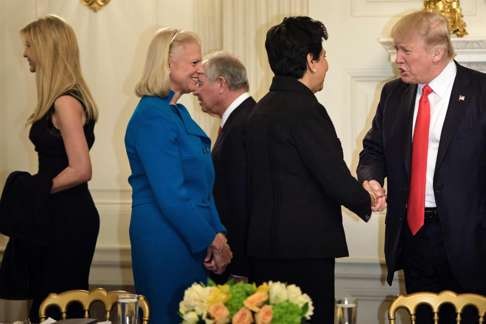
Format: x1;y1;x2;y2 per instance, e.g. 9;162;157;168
52;95;87;128
53;95;84;115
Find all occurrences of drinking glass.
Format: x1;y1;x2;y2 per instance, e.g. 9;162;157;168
116;293;139;324
336;297;357;324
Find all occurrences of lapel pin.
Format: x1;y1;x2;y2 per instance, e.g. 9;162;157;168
458;95;465;101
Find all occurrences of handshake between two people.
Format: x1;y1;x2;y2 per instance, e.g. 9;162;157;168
204;233;233;274
363;179;387;212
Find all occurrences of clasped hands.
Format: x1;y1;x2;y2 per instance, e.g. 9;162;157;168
204;233;233;274
363;179;387;212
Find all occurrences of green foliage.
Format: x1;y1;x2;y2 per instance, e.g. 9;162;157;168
226;282;256;316
272;301;303;324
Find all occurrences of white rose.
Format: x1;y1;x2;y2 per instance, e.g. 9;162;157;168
182;311;200;324
179;283;211;315
301;294;314;319
286;284;303;304
268;281;288;304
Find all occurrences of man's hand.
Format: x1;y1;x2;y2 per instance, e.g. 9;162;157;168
363;180;387;212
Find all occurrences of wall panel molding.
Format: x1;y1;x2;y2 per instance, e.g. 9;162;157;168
351;0;477;17
91;188;131;205
342;68;393;167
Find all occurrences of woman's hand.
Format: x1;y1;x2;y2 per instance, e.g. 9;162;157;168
204;233;233;274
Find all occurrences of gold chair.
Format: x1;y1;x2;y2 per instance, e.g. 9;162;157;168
388;290;486;324
39;288;150;323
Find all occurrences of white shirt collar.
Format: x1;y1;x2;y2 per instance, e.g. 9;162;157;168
221;92;251;128
419;60;456;98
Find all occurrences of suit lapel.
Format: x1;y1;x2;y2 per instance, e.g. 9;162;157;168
400;84;418;177
435;64;471;169
214;97;255;151
173;104;210;141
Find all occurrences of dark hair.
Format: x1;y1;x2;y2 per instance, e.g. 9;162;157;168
265;16;328;78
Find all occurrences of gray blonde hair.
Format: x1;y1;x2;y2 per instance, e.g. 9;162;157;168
392;10;455;59
135;27;200;97
204;51;249;91
21;15;98;123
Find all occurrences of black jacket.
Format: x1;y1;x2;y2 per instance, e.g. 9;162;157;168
0;171;52;244
0;171;52;299
246;76;371;259
212;97;256;276
358;62;486;292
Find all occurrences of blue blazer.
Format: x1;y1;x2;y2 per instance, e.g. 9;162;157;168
125;92;225;253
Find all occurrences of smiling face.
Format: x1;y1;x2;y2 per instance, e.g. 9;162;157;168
169;41;202;94
394;33;436;84
22;37;36;73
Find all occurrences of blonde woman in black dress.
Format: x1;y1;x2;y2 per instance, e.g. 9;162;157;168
0;15;99;322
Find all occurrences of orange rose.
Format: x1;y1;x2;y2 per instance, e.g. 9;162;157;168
255;305;272;324
232;307;254;324
208;303;230;324
244;291;268;312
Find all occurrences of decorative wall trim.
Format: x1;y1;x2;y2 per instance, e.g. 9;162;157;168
351;0;476;17
90;188;131;205
341;68;393;165
90;246;133;285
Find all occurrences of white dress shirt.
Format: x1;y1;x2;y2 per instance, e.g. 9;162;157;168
220;92;251;128
411;60;456;207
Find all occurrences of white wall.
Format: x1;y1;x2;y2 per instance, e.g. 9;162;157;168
1;1;485;323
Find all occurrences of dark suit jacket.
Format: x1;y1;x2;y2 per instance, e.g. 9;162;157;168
0;171;52;298
0;171;52;244
357;62;486;293
245;76;371;260
212;96;256;276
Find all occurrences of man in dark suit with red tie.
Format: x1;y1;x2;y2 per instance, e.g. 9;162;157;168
358;10;486;322
194;51;256;281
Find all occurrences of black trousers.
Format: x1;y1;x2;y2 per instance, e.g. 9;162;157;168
249;257;335;324
400;212;479;324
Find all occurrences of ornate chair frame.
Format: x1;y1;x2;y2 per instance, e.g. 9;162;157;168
39;288;149;323
388;290;486;324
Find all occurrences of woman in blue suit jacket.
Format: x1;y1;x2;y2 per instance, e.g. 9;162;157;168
125;28;232;323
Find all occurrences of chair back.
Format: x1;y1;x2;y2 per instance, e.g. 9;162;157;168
38;288;150;323
388;290;486;324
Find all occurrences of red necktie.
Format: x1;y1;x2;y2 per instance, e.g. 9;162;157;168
407;85;433;235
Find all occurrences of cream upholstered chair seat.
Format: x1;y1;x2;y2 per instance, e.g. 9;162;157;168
38;288;149;323
388;290;486;324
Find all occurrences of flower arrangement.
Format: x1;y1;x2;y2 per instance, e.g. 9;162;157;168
179;280;313;324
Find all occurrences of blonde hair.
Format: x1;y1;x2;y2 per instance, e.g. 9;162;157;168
21;14;98;123
391;10;455;59
135;27;200;98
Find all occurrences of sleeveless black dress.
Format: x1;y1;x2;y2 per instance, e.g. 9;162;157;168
26;93;100;321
